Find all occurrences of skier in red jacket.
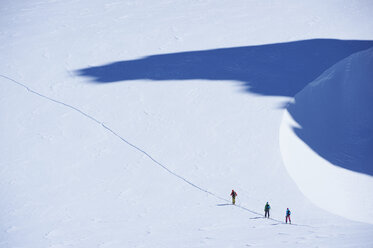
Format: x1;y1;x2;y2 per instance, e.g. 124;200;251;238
230;190;237;205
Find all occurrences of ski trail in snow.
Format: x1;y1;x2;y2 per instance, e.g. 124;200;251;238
0;74;102;124
101;122;226;200
0;75;227;201
1;74;309;227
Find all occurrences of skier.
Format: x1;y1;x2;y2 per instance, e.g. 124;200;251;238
285;208;291;224
230;190;237;205
264;202;271;218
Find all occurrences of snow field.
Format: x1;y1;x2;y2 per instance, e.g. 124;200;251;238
1;0;373;247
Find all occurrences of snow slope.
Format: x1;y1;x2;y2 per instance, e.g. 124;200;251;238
280;47;373;224
1;0;373;247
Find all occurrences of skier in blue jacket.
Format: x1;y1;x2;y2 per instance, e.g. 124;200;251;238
286;208;291;224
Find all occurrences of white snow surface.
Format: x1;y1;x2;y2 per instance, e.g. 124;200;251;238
1;0;373;247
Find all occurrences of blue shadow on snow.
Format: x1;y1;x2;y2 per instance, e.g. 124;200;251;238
286;45;373;176
76;39;373;97
76;39;373;175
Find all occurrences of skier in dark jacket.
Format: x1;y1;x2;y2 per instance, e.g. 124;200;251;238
230;190;237;205
286;208;291;224
264;202;271;218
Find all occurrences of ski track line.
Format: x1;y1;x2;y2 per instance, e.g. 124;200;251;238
1;74;310;227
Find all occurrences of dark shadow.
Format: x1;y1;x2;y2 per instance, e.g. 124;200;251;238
250;216;264;220
216;204;231;207
287;46;373;176
76;39;373;97
76;39;373;175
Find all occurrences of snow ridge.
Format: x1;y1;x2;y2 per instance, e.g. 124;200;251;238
279;47;373;224
0;74;292;225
